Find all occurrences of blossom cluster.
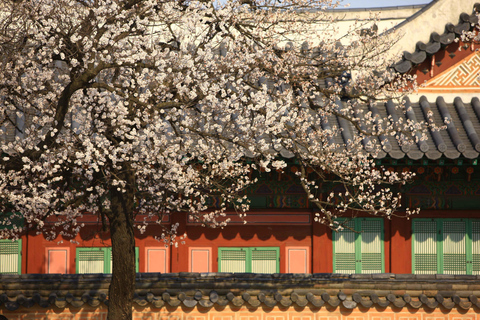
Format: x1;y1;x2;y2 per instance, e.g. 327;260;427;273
0;0;424;240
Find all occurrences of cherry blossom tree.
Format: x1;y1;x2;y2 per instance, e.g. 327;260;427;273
0;0;421;319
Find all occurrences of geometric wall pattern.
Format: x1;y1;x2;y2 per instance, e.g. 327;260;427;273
1;306;480;320
421;51;480;92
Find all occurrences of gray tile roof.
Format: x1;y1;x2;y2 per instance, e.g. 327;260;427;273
322;96;480;161
393;4;480;73
1;273;480;311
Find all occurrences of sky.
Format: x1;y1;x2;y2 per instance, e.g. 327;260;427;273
338;0;431;8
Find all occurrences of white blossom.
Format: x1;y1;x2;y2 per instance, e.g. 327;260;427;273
0;0;428;256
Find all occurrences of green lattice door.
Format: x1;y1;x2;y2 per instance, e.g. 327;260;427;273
413;219;478;275
251;248;278;273
333;220;356;273
218;247;247;272
77;247;139;273
360;219;383;273
77;247;109;273
0;239;21;274
442;220;467;274
473;221;480;275
333;218;384;273
412;220;438;274
218;247;279;273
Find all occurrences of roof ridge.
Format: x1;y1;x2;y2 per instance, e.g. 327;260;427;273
328;4;427;12
383;0;442;33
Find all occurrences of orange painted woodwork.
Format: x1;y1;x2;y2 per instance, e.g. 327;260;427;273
286;247;310;273
145;247;169;273
188;247;212;273
45;248;69;274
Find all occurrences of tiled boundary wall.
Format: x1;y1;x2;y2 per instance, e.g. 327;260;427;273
1;305;479;320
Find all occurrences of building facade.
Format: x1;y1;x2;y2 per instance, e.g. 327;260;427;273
2;0;480;318
1;0;480;278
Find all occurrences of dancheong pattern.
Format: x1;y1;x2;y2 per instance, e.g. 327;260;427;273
422;51;480;90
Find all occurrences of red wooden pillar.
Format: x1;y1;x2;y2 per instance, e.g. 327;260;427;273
312;220;332;273
390;217;411;274
384;218;391;273
21;233;29;274
25;231;44;274
170;212;187;273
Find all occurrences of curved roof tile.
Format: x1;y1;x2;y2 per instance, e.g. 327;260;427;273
323;96;480;161
394;4;480;73
1;273;480;311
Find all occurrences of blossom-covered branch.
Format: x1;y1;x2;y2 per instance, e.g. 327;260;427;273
0;0;428;318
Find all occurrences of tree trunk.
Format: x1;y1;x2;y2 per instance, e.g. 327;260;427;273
107;168;136;320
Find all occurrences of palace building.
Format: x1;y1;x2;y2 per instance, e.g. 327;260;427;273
1;0;480;319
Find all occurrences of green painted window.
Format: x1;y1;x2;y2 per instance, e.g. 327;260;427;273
333;218;384;273
218;247;279;273
412;219;480;275
76;247;139;274
0;239;22;274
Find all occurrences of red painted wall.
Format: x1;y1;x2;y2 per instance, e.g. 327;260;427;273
389;218;411;274
17;210;479;275
177;224;312;273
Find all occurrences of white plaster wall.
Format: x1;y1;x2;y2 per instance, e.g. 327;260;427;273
315;5;424;42
389;0;479;55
